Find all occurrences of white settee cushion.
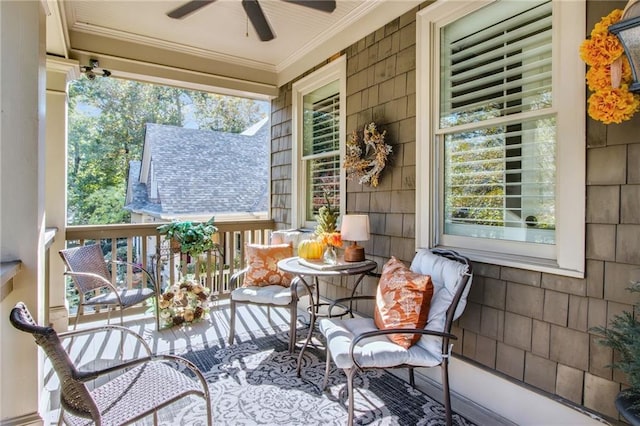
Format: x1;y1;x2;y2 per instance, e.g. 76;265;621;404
320;249;471;370
231;280;308;305
319;317;442;369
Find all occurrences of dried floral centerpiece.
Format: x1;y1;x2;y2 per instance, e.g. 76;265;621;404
315;191;342;264
344;122;392;187
159;278;211;328
580;8;640;124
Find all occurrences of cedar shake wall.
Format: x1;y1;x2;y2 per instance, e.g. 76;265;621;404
269;0;639;421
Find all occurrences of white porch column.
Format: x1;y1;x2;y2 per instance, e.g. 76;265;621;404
0;1;47;425
45;57;79;331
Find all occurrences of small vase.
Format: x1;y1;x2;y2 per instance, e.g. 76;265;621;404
323;245;338;265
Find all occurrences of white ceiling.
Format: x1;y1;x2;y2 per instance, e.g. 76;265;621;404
47;0;423;97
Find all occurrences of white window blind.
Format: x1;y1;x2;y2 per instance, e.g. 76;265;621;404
302;85;340;221
439;0;555;245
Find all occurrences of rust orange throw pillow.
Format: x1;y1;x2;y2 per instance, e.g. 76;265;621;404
374;257;434;348
243;243;294;287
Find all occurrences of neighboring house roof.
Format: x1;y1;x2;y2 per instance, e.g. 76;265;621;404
125;121;269;219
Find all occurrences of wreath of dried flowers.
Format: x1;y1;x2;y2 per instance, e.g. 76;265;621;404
579;8;640;124
344;122;392;187
159;279;211;328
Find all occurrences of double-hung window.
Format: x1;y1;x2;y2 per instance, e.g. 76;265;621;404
416;0;585;276
292;57;346;228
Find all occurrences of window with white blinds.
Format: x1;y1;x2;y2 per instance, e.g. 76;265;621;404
302;86;341;221
292;56;345;229
416;0;585;276
439;0;555;245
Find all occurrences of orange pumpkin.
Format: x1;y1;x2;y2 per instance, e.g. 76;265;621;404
298;239;324;260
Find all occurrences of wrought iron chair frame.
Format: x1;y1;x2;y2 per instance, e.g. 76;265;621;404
228;268;305;352
10;302;212;426
60;244;160;329
321;249;473;426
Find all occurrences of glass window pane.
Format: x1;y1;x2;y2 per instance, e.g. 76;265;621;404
443;116;556;244
306;155;340;222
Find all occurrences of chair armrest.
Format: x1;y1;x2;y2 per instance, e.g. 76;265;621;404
64;271;122;300
111;261;159;293
328;295;375;318
349;328;458;371
58;325;153;355
73;355;153;381
367;271;382;279
74;353;210;399
228;268;249;291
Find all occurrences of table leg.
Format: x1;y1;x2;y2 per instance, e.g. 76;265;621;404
296;276;318;377
348;273;368;318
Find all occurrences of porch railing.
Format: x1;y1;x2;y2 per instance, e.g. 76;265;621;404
64;219;275;323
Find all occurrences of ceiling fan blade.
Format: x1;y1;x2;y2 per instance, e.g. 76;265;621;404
242;0;275;42
283;0;336;13
167;0;216;19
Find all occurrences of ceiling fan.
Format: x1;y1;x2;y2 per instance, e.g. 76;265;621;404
167;0;337;42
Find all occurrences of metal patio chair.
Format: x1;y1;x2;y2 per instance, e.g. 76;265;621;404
228;269;307;353
228;242;310;352
60;244;160;329
319;248;473;426
10;302;212;426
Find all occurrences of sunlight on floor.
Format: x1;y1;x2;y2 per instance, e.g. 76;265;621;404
41;300;307;424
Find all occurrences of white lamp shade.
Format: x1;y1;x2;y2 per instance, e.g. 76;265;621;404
340;215;370;242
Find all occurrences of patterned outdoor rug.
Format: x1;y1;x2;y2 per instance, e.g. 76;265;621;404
148;329;476;425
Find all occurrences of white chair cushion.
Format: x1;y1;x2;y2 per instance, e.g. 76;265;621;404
319;317;442;370
231;281;308;306
410;249;471;355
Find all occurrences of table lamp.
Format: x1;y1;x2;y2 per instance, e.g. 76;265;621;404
340;215;370;262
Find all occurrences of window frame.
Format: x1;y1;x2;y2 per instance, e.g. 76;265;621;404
416;0;585;277
291;56;346;229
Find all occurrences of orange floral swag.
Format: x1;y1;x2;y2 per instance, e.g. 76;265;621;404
579;9;640;124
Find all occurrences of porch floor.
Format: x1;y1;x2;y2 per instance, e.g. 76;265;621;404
40;299;563;426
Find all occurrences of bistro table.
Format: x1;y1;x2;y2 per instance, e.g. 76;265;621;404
277;256;377;377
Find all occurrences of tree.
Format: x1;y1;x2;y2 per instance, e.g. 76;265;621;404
191;91;264;133
67;76;268;225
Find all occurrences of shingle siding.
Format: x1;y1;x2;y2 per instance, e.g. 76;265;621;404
269;0;640;421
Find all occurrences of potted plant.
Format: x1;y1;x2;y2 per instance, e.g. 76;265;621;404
593;281;640;425
157;217;219;258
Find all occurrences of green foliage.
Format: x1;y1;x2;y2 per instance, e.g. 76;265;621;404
592;281;640;408
77;187;130;225
191;92;265;133
157;217;219;257
67;76;268;225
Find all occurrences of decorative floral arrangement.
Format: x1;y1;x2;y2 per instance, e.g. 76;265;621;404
159;279;211;328
344;122;392;187
318;232;342;249
313;190;342;264
315;190;342;247
580;9;640;124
